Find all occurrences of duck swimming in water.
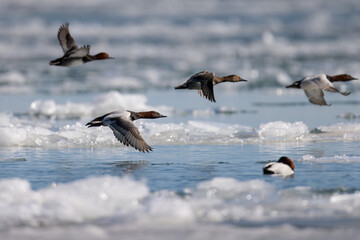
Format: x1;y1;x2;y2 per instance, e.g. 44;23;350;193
86;110;166;152
286;74;357;106
49;23;113;67
263;156;295;176
174;70;247;102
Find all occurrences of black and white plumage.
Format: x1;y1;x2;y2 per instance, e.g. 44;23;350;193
175;70;247;102
286;74;357;106
86;110;166;152
263;156;295;176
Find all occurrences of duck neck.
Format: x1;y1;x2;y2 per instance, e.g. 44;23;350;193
215;75;237;84
129;111;155;120
326;74;347;82
86;53;109;62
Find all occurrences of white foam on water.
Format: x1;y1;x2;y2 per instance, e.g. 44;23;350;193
0;176;359;239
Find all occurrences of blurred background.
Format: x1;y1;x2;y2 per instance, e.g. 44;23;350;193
0;0;359;95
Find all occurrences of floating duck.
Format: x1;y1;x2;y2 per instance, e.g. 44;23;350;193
263;156;295;176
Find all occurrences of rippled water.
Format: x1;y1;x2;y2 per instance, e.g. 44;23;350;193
1;0;360;239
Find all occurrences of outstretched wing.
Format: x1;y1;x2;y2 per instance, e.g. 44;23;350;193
200;77;216;102
189;70;209;80
175;70;211;90
107;118;152;153
68;45;90;57
304;89;329;106
324;86;350;96
57;23;78;54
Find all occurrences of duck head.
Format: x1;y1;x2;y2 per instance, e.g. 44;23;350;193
327;74;358;82
129;111;167;120
223;75;248;82
94;52;114;60
277;156;295;170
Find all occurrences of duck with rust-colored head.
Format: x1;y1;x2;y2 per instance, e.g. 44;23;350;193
175;70;247;102
86;110;166;153
286;73;357;106
49;23;113;67
263;156;295;176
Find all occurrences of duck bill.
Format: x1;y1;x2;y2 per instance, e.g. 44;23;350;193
240;79;248;82
159;114;167;118
351;77;358;80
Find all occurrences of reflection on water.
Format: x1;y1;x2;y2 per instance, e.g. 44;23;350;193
109;160;150;172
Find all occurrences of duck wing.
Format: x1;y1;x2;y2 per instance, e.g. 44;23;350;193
106;117;152;153
200;78;216;102
175;71;210;90
192;72;216;102
67;45;90;58
58;23;78;54
304;89;329;106
189;70;209;80
324;86;351;96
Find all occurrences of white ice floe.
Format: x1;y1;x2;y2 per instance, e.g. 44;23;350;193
0;175;359;236
29;91;173;120
300;155;360;163
2;111;360;148
258;121;309;141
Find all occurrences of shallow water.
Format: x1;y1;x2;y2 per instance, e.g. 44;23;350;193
1;0;360;239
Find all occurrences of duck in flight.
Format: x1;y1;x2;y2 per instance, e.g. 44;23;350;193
286;74;357;106
86;110;166;152
174;70;247;102
49;23;113;67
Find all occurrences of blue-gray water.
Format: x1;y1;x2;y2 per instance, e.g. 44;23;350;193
0;0;360;239
1;142;360;192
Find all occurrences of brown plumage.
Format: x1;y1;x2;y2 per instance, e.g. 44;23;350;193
174;70;247;102
326;74;358;82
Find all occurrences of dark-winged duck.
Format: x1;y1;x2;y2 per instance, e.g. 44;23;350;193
86;110;166;152
175;70;247;102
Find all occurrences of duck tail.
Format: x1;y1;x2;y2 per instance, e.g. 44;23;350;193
85;116;104;127
174;83;187;89
49;60;60;66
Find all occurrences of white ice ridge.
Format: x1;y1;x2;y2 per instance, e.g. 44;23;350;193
300;155;360;163
3;111;360;148
0;176;359;230
29;91;173;120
